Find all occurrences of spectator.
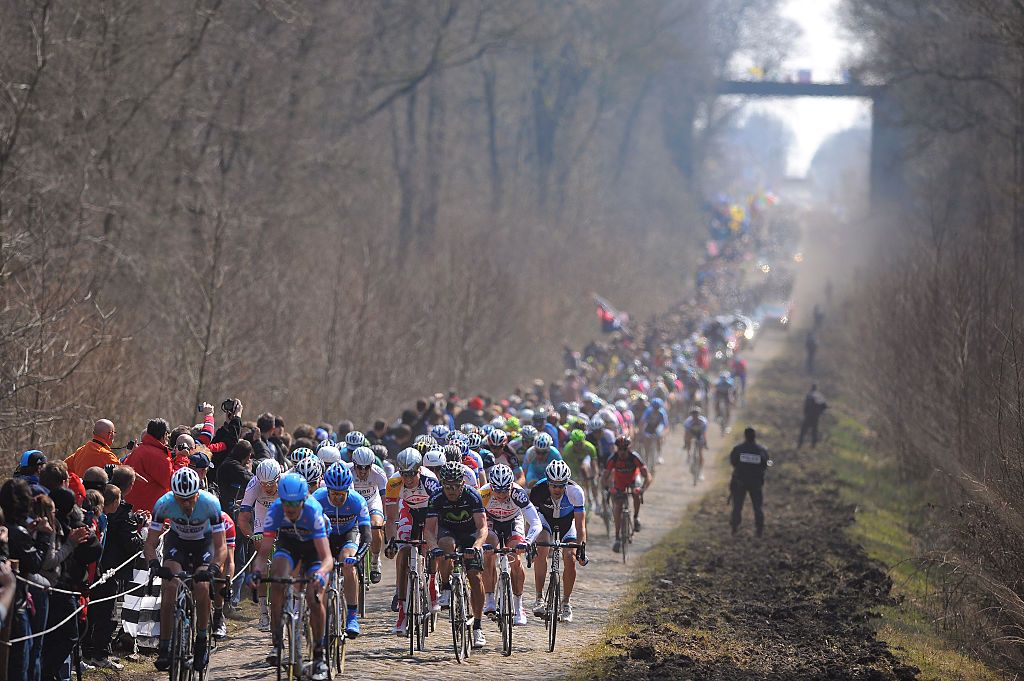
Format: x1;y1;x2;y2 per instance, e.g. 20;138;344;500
172;433;196;470
215;440;253;515
210;400;244;468
83;479;140;670
64;420;119;477
383;423;412;457
188;448;217;495
728;427;770;537
123;418;173;513
805;330;819;374
255;412;280;463
81;466;108;493
1;478;53;681
367;420;388;446
13;450;48;496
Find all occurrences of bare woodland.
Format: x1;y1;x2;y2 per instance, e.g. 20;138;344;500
0;2;789;452
842;0;1024;668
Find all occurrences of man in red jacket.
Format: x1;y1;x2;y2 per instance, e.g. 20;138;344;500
123;418;173;513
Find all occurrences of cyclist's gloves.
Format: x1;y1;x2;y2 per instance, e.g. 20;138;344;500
250;532;263;544
576;542;588;566
355;542;370;559
383;538;398;559
208;563;222;579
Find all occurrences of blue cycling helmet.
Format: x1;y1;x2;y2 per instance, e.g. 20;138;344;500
480;424;495;435
323;462;353;491
279;473;309;502
430;425;450;442
651;397;665;408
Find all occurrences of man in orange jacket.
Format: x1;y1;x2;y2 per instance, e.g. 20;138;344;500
65;419;120;477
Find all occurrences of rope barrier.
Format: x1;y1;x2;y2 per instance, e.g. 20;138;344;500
13;551;144;596
1;580;147;646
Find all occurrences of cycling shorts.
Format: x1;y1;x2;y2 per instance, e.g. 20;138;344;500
366;495;384;520
396;506;427;542
539;515;576;542
488;516;526;546
328;528;361;557
273;534;322;574
162;533;213;573
437;527;483;571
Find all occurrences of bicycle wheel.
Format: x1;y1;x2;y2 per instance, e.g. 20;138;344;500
169;611;187;681
621;508;632;563
406;572;418;656
498;572;513;656
450;577;465;663
358;553;368;618
546;572;560;652
417;574;430;650
278;616;293;681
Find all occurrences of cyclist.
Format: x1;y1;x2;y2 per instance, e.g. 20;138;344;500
479;464;541;625
528;460;588;623
523;433;562;488
486;429;525;486
683;406;709;469
424;461;488;649
443;442;481;488
293;454;325;492
383;448;441;634
313;463;371;638
639;397;669;464
251;473;333;681
602;435;652;551
316;441;343;467
350;446;388;583
238;458;282;630
509;425;537;458
587;416;615;468
714;371;735;426
561;428;598;505
145;467;228;672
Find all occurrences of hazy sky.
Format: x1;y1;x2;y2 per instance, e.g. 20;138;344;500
747;0;870;176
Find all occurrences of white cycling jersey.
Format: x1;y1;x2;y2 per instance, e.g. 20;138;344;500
683;415;708;435
352;463;388;505
239;476;278;533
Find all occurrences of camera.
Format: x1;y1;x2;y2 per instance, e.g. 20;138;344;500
221;398;239;414
128;512;147;530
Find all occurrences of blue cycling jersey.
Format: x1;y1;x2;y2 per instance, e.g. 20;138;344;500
525;446;563;485
716;377;734;392
150;490;224;541
312;487;371;535
264;496;328;542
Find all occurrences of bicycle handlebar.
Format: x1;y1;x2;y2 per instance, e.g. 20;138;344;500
482;543;529;555
536;541;582;549
392;539;427;546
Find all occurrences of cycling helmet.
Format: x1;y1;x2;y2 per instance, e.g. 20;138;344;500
588;416;604;432
570;429;586;444
323;462;353;491
414;434;437;447
396;448;422;472
651;397;665;408
171;468;201;498
278;473;309;502
519;409;534;423
317;445;341;465
294;455;324;485
466;432;482;450
488;464;514;490
442;444;463;463
532;409;547;424
489;416;506;428
534;433;553;450
345;430;366;450
315;439;334;453
459;424;478;435
480;424;495;436
255;458;283;483
430;425;450;442
503;416;520;432
351;446;376;467
520;425;538;442
413;438;433;455
370;444;389;460
289;446;314;464
545;460;572;484
614;399;629;412
557;402;570;416
479;449;496;469
615;435;632;448
438;461;465;483
423;450;446;468
486;429;509;448
690;405;703;415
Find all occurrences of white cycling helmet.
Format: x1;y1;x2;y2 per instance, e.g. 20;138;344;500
534;433;553;450
351;446;376;467
520;408;535;423
255;459;282;483
317;445;342;465
345;430;366;449
294;455;324;484
423;450;445;468
171;467;201;498
396;447;422;472
488;464;515;490
545;460;572;484
588;416;605;432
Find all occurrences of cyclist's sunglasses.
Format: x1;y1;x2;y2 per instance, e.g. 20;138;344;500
441;482;463;491
492;486;512;493
354;464;372;471
281;500;305;508
400;470;419;478
175;443;191;451
549;482;568;489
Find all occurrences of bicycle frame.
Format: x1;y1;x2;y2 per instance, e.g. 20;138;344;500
436;550;474;662
536;534;582;652
394;539;431;655
485;544;520;656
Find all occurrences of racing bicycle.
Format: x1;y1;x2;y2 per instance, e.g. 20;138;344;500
536;533;582;652
393;539;434;656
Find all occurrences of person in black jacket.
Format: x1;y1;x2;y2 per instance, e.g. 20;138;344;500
210;400;244;469
798;384;828;449
216;441;254;515
1;478;53;681
83;481;143;668
728;427;770;537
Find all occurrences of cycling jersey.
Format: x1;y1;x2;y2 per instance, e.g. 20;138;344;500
221;512;236;547
426;487;484;536
683;415;708;435
560;440;596;479
640;405;669;436
384;469;441;511
605;452;648;492
150;490;225;541
529;479;585;540
239;476;277;533
263;496;328;542
523;446;563;486
491;448;522;474
351;463;388;515
478;483;541;543
312;487;371;535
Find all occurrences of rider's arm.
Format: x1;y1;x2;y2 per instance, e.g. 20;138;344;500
383;478;400;542
472;512;487;552
522;502;542;544
423;516;439;553
210;528;228;573
573;510;587;546
143;522;164;563
312;535;334;579
237;509;255;538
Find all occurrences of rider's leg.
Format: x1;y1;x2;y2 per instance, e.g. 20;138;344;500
268;555;291;637
483;530;499;594
395;547;409;601
370;518;384;558
465;547;485;623
562;547;577;601
305;576;326;652
632;489;642;523
507;537;526;595
611;495;624;538
158;559;184;646
194;578;211;630
437;536;456;586
533;529;550;599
